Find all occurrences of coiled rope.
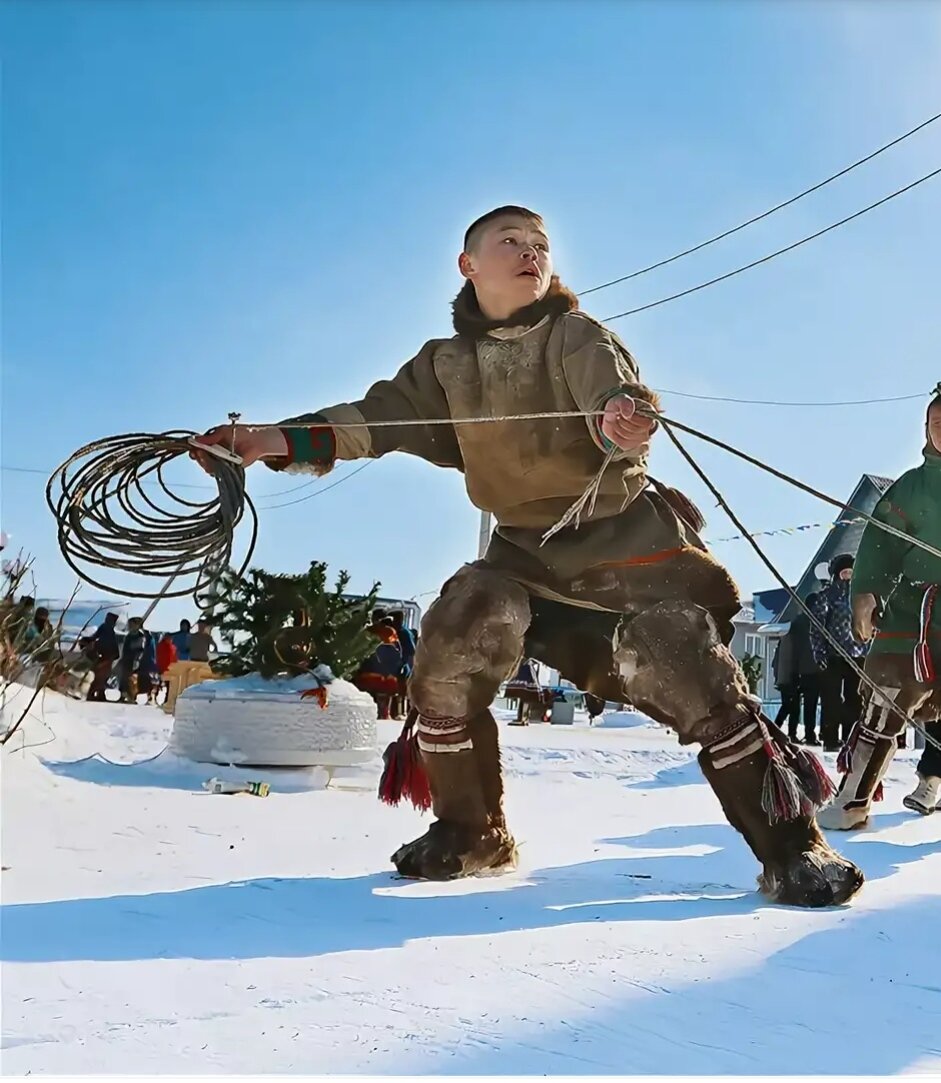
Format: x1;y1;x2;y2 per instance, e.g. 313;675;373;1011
46;429;257;607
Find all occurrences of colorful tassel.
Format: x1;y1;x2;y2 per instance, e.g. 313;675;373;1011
761;755;809;823
836;725;859;775
757;715;837;822
833;723;882;802
791;745;837;807
757;719;806;823
378;711;431;812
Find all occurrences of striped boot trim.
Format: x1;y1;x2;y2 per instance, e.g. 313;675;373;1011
863;687;903;736
706;718;764;770
416;713;474;754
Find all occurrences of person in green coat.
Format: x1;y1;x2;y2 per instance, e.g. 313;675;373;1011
819;389;941;829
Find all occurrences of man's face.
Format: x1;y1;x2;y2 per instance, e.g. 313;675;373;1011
928;403;941;452
839;568;853;582
459;214;553;310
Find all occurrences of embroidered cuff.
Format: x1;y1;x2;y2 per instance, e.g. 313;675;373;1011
283;426;336;465
266;422;337;475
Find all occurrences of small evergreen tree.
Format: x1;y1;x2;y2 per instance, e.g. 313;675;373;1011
206;561;380;680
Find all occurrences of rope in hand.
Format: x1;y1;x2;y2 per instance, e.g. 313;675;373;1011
318;404;941;565
46;428;257;607
321;402;941;749
656;417;941;754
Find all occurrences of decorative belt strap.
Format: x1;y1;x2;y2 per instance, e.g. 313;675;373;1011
914;584;938;684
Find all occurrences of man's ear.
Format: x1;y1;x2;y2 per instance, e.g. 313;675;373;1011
458;250;475;280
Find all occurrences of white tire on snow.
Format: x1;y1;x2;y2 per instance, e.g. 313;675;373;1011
170;672;378;768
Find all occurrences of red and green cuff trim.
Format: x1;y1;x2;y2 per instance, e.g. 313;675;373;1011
279;421;337;468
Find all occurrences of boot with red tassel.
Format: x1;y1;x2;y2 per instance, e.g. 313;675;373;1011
378;710;432;812
818;717;899;831
383;709;517;881
700;712;863;907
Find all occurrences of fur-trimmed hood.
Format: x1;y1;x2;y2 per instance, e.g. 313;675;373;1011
451;275;579;338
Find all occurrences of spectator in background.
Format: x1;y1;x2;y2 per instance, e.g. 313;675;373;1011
189;618;218;663
139;622;158;703
86;612;120;702
354;614;402;720
5;595;35;652
118;616;153;703
789;609;821;746
155;632;178;702
24;607;57;660
389;611;416;721
773;609;822;745
810;554;867;751
171;619;192;661
772;628;800;740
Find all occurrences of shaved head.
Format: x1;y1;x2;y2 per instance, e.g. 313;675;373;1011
463;205;545;253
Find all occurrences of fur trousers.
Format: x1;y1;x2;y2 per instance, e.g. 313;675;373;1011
399;555;862;905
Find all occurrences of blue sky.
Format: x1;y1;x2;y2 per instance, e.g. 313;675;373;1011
3;0;940;630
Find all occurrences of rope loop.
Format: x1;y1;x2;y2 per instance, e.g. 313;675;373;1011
45;431;257;607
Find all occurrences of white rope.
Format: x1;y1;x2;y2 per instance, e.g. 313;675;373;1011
541;445;619;546
246;405;941;562
263;409;606;429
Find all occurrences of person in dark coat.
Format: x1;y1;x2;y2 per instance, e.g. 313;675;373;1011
118;617;152;703
389;611;416;720
810;554;867;750
790;610;822;745
86;612;120;702
772;629;800;740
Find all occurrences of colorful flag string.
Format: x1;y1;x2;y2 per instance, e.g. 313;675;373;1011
706;516;864;544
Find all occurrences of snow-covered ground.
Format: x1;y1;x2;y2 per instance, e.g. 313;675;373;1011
2;684;940;1075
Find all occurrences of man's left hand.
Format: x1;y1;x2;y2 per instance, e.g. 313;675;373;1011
601;394;655;451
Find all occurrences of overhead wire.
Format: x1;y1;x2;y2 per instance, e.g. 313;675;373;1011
603;164;941;322
259;460;375;509
579;108;941;297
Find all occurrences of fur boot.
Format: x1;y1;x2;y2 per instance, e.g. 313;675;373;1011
391;712;517;881
818;688;905;831
614;599;862;907
903;774;941;815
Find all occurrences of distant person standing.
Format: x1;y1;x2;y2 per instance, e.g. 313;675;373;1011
171;619;192;661
389;611;416;721
772;628;800;740
118;617;154;703
188;618;217;663
790;609;822;746
155;632;178;702
86;612;120;702
810;554;867;751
